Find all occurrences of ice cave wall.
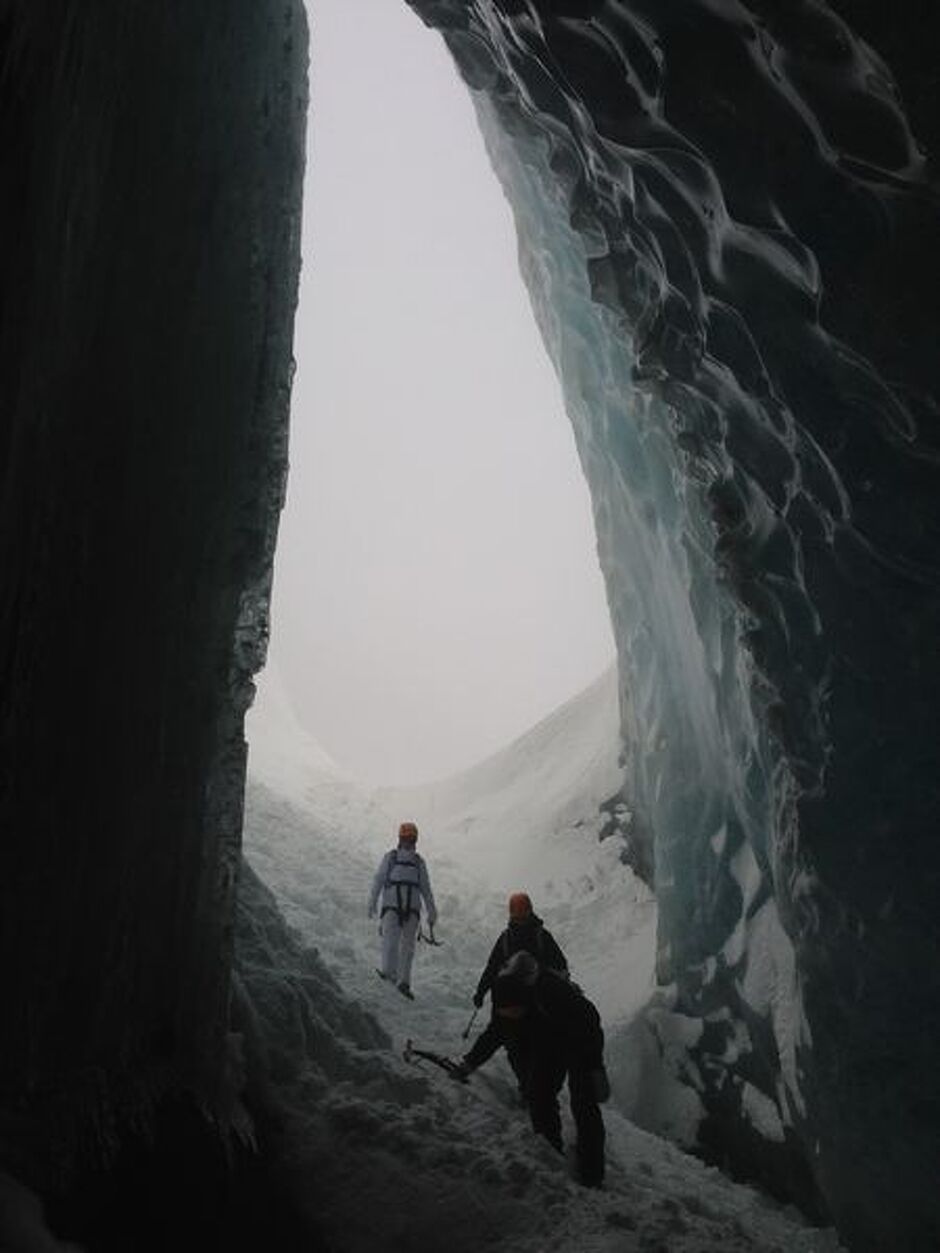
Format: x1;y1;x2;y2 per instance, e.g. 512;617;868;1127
1;3;937;1250
0;1;305;1187
407;2;940;1250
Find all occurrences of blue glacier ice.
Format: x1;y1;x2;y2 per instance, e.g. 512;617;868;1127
407;2;940;1248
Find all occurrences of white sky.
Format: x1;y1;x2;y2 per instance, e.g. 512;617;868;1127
266;0;614;785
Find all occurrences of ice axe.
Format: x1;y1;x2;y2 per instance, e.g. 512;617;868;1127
418;922;443;946
461;1005;480;1040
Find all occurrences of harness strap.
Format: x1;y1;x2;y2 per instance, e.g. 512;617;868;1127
381;850;420;924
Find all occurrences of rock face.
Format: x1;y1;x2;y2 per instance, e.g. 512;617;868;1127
407;2;940;1249
0;0;305;1190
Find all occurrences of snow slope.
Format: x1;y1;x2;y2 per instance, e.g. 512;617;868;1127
241;667;842;1252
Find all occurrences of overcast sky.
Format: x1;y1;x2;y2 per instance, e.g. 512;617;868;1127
265;0;614;785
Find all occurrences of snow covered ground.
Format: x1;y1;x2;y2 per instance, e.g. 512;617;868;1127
241;666;843;1252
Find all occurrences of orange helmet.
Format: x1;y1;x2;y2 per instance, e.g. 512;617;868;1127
508;892;533;921
398;821;418;843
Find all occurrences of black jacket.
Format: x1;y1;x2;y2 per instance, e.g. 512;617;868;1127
475;914;568;1003
530;970;604;1071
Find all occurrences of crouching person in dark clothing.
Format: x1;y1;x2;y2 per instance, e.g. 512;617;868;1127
493;952;609;1188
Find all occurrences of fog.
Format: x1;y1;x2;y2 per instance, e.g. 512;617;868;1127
265;0;614;785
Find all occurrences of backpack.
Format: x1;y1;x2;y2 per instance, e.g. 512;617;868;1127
381;849;422;925
501;925;546;962
500;923;571;983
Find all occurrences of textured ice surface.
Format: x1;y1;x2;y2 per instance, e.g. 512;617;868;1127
408;2;940;1248
0;0;307;1191
239;668;844;1253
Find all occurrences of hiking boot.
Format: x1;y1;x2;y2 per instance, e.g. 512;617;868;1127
398;982;415;1000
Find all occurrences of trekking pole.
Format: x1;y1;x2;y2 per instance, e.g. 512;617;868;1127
461;1006;479;1041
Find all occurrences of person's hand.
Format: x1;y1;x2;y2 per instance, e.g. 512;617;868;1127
367;908;376;920
590;1067;611;1103
473;991;484;1009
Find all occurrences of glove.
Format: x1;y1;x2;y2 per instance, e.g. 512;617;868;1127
473;991;484;1009
590;1067;611;1104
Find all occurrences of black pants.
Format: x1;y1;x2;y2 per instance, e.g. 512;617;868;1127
464;1018;529;1095
527;1051;605;1186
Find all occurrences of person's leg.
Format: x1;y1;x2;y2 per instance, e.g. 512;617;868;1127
567;1065;605;1186
506;1033;532;1105
397;913;420;988
527;1051;566;1152
380;914;400;980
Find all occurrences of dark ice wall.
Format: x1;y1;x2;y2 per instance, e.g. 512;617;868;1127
0;0;305;1191
407;2;940;1250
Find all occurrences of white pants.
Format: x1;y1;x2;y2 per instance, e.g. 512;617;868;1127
380;911;420;985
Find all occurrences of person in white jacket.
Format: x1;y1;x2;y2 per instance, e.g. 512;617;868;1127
368;821;437;999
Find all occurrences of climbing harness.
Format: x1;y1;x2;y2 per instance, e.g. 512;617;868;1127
381;849;422;926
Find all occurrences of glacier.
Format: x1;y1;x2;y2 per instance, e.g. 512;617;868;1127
234;662;842;1253
0;1;937;1251
402;3;940;1249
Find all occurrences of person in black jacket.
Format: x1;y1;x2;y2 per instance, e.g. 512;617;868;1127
473;892;568;1007
451;893;568;1090
495;952;609;1188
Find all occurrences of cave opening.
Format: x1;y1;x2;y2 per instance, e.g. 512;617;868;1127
261;0;615;787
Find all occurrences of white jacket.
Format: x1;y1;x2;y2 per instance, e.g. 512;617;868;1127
369;846;437;925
